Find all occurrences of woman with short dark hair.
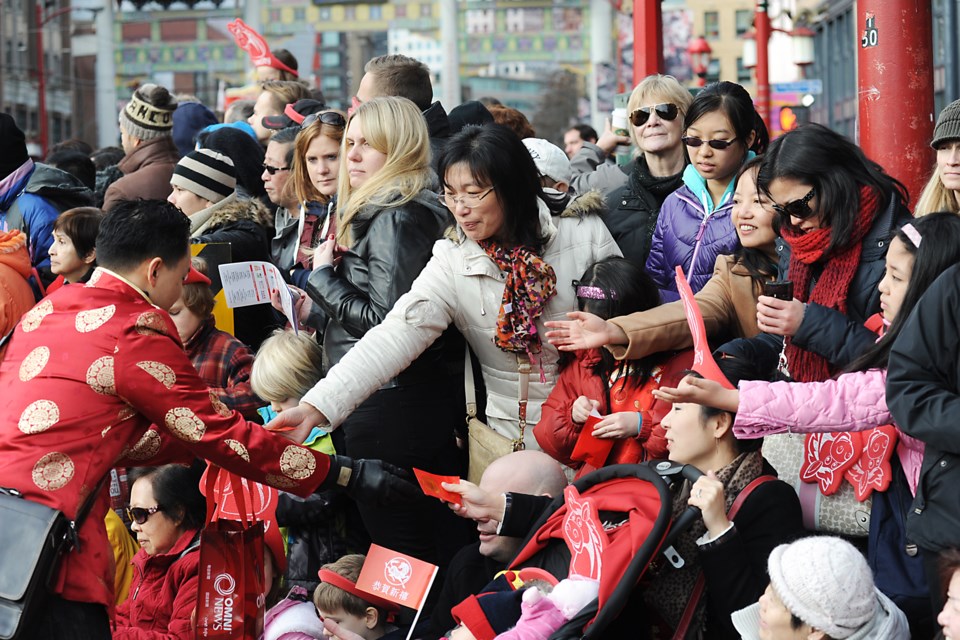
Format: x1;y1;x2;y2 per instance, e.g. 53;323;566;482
114;462;206;640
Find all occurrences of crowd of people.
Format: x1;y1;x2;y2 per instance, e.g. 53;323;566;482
2;46;960;640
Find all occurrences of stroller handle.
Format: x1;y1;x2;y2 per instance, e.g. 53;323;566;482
652;461;706;551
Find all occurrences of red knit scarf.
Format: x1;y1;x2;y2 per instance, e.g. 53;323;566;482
781;186;881;382
479;240;557;360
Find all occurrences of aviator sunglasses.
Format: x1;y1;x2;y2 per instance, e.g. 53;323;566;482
629;103;679;127
300;111;347;130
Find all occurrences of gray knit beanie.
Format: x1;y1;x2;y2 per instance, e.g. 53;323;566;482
120;83;178;141
171;149;236;204
767;536;877;639
932;98;960;149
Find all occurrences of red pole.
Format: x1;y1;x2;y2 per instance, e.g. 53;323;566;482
36;3;48;158
754;0;771;131
857;0;934;203
633;0;663;85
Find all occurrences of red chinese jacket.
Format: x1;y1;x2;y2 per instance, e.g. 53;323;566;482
0;268;330;608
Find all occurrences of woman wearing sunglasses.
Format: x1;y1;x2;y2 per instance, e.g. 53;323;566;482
275;110;346;288
646;81;768;302
915;98;960;215
594;74;693;268
292;96;470;566
752;123;911;381
114;463;206;639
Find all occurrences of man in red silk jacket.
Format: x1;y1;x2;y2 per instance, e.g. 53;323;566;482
0;199;413;639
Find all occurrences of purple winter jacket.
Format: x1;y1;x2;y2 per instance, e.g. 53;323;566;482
645;166;739;302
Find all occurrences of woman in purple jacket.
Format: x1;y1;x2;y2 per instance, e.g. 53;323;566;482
645;81;767;302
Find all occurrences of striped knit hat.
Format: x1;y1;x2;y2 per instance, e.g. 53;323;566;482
171;149;237;204
120;84;178;141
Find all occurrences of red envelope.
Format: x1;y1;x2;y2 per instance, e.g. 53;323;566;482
570;415;616;468
413;468;462;505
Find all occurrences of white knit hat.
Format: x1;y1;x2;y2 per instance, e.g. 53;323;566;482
767;536;877;639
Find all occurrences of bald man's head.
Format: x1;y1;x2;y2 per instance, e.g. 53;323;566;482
476;451;568;562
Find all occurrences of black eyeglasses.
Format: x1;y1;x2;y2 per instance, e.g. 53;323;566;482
301;111;347;130
262;163;290;175
771;187;817;219
629;103;679;127
682;136;738;150
126;505;163;525
438;187;495;209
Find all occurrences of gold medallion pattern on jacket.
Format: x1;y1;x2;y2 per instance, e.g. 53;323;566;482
18;399;60;434
32;452;75;490
134;311;169;336
225;439;251;462
125;429;161;460
75;304;116;333
280;445;316;480
19;346;50;381
21;299;53;333
137;361;176;389
86;356;116;395
165;407;206;441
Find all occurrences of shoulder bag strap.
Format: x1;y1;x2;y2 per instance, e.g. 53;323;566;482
671;474;778;639
514;354;530;451
464;344;477;420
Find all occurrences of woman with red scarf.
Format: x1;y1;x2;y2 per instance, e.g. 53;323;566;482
749;123;911;381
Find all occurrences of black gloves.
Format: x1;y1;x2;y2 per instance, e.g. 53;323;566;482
324;455;419;505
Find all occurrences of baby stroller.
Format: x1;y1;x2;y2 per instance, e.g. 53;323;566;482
505;460;704;639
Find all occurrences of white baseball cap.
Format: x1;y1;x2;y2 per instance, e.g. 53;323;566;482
522;137;573;186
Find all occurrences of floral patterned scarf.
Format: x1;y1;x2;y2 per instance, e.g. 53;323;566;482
479;240;557;369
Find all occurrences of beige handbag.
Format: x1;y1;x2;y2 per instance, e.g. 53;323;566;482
763;433;871;536
465;347;529;485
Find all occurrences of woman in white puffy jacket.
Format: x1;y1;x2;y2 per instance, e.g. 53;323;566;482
271;124;620;449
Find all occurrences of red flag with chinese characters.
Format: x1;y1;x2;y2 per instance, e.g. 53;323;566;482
356;544;438;611
675;266;734;389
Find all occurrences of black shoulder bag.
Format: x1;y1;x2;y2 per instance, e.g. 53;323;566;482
0;476;107;640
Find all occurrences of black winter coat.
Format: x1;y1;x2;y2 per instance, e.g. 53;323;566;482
603;158;684;269
306;190;453;384
887;263;960;553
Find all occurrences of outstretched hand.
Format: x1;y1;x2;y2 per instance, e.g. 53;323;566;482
265;402;327;444
441;479;507;523
544;311;626;351
652;377;740;413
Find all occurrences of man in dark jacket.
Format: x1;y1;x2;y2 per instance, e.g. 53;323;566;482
355;54;450;172
103;83;181;212
887;262;960;606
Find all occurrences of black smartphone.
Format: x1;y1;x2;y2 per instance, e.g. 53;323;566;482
762;281;794;301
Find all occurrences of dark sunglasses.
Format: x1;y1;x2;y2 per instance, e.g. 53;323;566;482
126;505;163;525
629;103;679;127
301;111;346;130
682;136;738;150
262;163;290;175
771;187;817;219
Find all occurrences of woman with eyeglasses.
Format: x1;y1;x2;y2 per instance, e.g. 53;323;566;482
646;81;768;302
268;122;618;485
584;74;693;267
290;96;469;567
274;109;346;288
114;462;206;640
751;123;911;381
915;99;960;216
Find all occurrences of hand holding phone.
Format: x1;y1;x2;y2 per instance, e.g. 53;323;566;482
762;281;794;301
